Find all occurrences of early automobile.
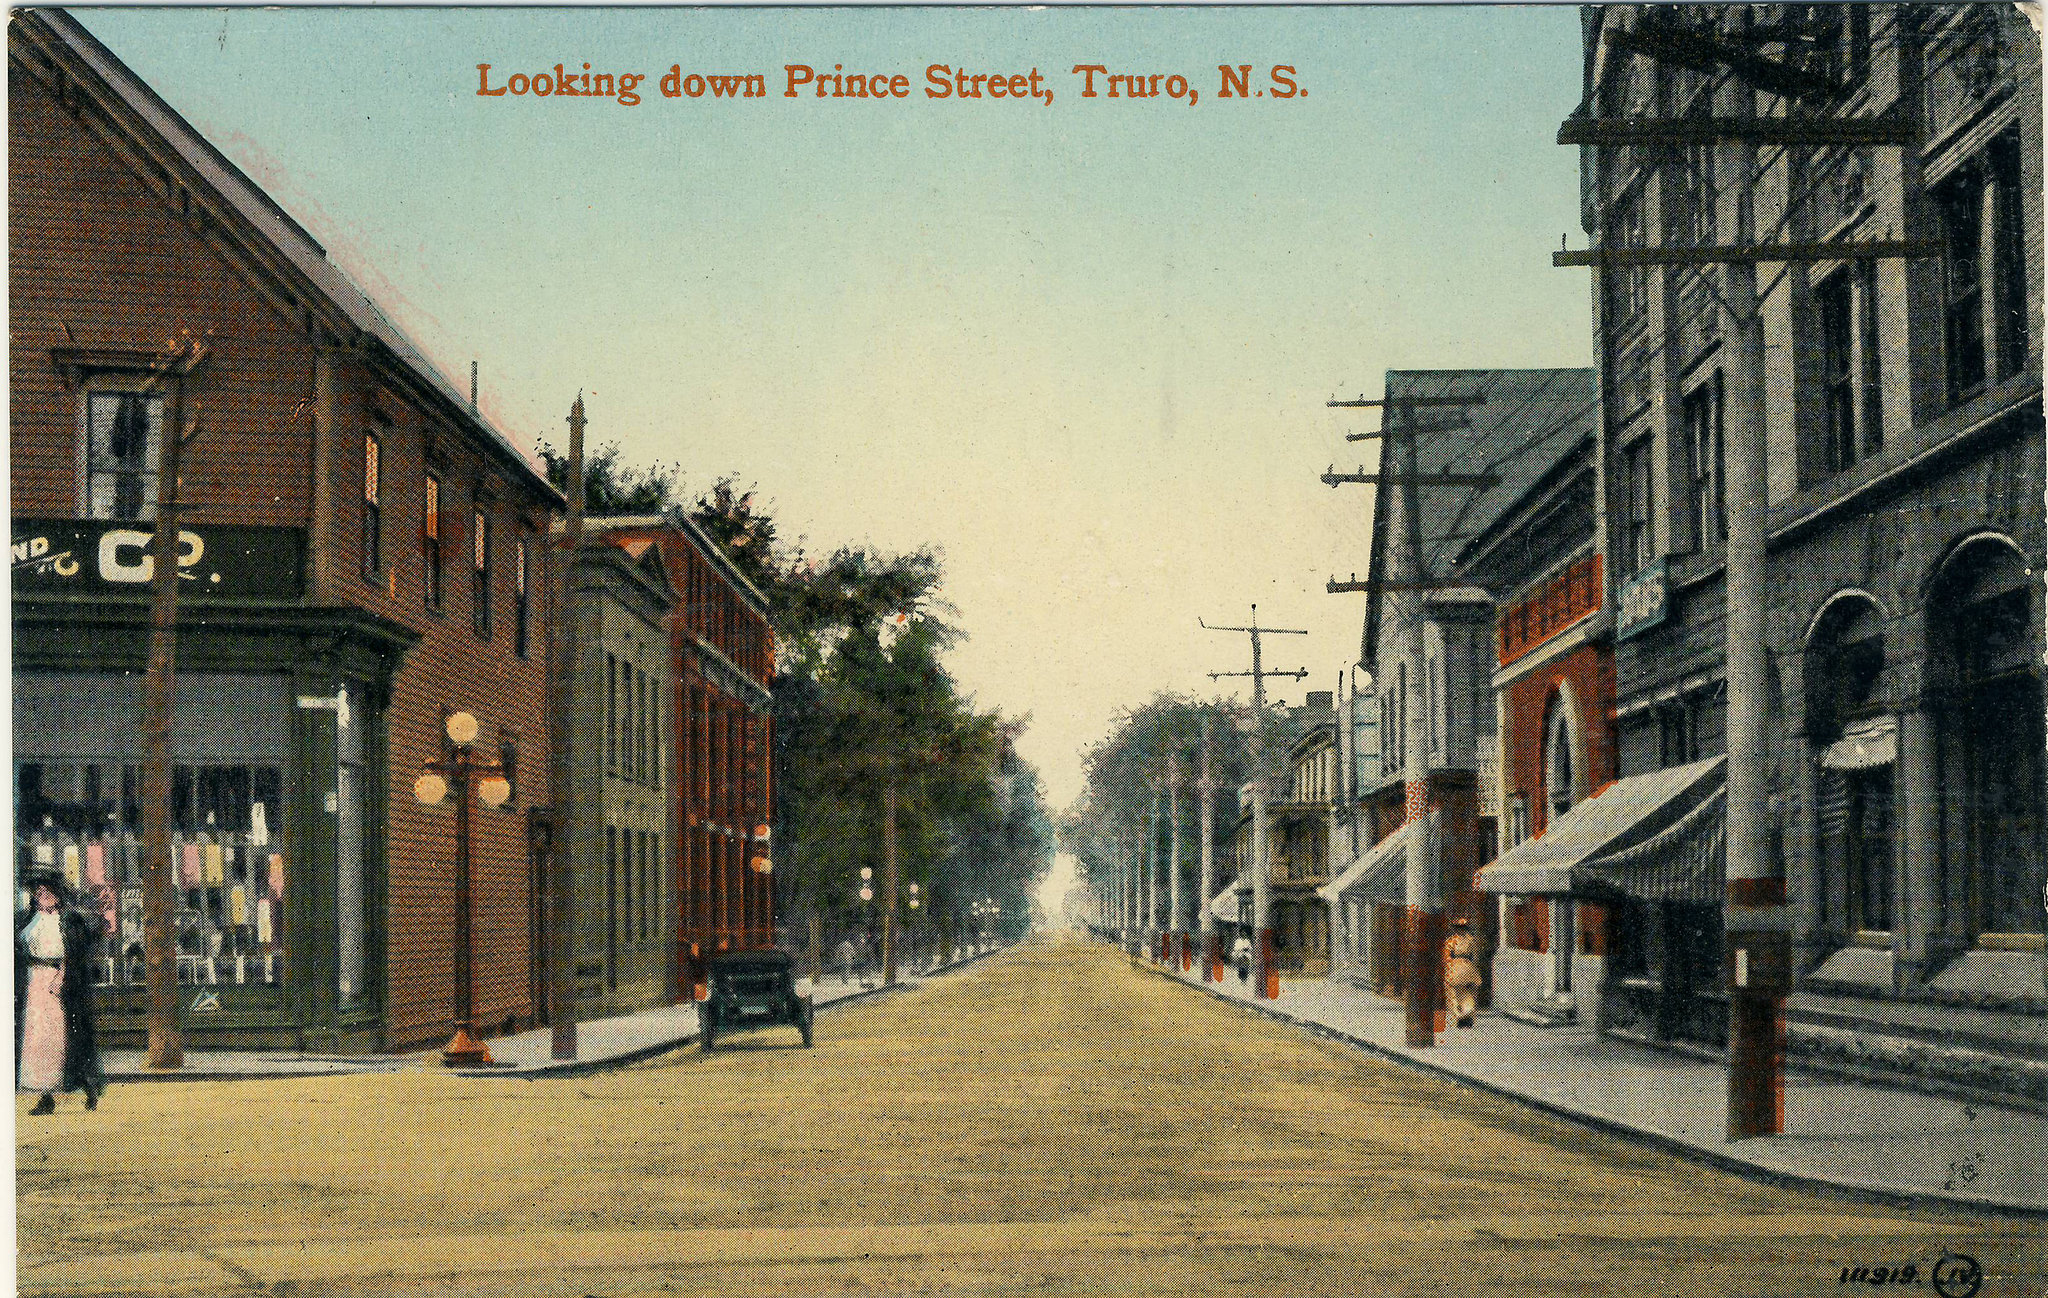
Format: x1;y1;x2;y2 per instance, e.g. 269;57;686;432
699;949;814;1050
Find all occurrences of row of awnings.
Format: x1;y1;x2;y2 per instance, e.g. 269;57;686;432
1203;815;1439;922
1204;731;1876;916
1476;755;1725;904
1317;812;1433;907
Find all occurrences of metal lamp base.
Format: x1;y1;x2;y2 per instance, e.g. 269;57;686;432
441;1022;494;1068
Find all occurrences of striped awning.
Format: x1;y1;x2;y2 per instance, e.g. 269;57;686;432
1820;716;1896;771
1576;786;1726;904
1478;756;1724;897
1318;814;1429;906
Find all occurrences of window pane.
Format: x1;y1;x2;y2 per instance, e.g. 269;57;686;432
86;393;163;521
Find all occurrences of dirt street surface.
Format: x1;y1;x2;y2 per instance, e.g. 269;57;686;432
17;939;2044;1297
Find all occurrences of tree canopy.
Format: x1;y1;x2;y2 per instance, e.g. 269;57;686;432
1058;693;1261;919
541;442;1050;949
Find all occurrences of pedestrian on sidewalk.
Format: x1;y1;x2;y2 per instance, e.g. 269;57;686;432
1444;918;1482;1030
15;872;106;1114
836;938;856;985
1232;934;1252;984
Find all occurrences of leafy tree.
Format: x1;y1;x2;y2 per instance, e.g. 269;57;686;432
535;441;1051;957
539;440;679;516
1061;694;1265;929
684;474;782;596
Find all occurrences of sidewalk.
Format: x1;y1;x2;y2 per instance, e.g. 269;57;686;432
1144;953;2048;1215
101;945;1009;1083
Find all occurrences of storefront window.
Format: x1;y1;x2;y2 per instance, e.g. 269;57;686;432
15;760;286;999
13;672;294;1011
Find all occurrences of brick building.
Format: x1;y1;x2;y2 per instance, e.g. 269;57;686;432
1571;6;2043;1101
10;10;563;1052
561;526;677;1017
576;517;776;994
1345;369;1598;1005
1461;436;1621;1027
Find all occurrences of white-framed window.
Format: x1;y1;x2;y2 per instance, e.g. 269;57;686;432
1545;703;1577;827
83;390;165;521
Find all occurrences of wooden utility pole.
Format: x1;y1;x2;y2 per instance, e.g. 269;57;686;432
1204;607;1308;999
1719;128;1785;1141
1555;15;1931;1136
1197;715;1218;979
1394;397;1441;1048
547;395;587;1060
1325;390;1488;1047
140;336;207;1071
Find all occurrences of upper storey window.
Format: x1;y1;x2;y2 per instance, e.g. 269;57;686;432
85;391;164;521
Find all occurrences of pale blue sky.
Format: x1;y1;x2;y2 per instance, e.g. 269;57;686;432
76;6;1593;808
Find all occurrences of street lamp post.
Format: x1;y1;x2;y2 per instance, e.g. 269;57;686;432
906;882;921;970
858;866;876;986
414;710;511;1068
749;823;773;953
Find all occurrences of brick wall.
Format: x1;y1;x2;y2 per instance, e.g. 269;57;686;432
1501;642;1617;836
10;73;314;525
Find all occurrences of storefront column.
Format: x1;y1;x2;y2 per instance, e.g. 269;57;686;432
1791;745;1829;975
288;668;342;1051
1895;706;1942;989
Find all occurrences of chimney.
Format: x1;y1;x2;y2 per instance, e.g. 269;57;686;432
470;360;478;413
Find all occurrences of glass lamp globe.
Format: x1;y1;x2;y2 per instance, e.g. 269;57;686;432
859;886;873;902
445;711;480;746
413;772;449;806
478;775;512;809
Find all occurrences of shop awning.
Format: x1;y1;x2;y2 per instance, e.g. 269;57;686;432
1476;755;1724;897
1208;881;1246;924
1820;716;1896;771
1318;813;1430;906
1577;786;1725;904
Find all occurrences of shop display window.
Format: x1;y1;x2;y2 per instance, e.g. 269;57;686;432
14;760;288;1002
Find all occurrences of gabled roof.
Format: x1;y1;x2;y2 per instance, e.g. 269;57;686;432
1453;432;1597;590
19;9;561;506
1359;368;1596;667
579;514;772;617
578;532;678;612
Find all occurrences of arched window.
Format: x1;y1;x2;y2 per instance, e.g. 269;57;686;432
1808;593;1892;934
1930;538;2045;938
1543;695;1578;829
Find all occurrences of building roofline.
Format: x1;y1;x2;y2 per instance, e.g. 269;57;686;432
18;8;563;509
579;513;772;616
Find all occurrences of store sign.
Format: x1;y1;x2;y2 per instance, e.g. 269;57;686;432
11;519;304;600
1616;558;1669;642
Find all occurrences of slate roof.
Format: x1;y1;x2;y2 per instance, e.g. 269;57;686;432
1359;368;1596;665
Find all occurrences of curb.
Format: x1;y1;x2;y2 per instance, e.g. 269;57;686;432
98;1063;411;1083
1144;959;2048;1220
93;948;1020;1086
456;978;916;1080
449;948;1016;1080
